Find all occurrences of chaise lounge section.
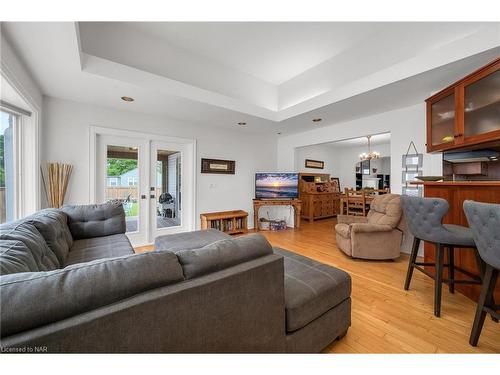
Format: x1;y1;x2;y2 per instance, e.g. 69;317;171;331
1;202;351;353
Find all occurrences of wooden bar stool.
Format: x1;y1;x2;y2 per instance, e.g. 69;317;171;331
463;200;500;346
401;196;482;317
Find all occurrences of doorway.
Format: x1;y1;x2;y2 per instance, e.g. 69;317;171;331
92;127;195;247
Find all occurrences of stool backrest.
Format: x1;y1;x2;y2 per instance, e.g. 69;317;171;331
463;200;500;270
400;195;449;242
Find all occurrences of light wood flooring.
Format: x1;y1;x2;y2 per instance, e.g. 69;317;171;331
136;218;500;353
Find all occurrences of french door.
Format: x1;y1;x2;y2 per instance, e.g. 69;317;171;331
95;131;195;247
149;140;192;240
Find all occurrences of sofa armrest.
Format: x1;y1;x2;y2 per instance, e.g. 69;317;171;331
336;215;368;225
350;223;393;233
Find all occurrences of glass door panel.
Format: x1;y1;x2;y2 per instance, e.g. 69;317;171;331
430;93;456;147
155;149;181;229
150;140;193;239
106;145;140;233
464;69;500;138
97;134;149;246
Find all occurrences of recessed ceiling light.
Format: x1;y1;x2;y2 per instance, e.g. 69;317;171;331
312;118;322;123
237;122;247;126
121;96;135;102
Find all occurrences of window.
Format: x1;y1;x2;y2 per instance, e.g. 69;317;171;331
109;178;118;187
1;74;39;222
0;111;17;224
127;177;138;186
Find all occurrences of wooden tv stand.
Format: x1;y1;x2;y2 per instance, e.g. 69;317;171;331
252;199;302;232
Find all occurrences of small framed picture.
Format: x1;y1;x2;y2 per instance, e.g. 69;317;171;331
305;159;324;169
402;154;423;168
201;158;236;174
330;177;340;192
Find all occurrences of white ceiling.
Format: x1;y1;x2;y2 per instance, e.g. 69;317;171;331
125;22;383;85
1;22;499;135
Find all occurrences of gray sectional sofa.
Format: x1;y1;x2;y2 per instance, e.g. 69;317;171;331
0;202;351;353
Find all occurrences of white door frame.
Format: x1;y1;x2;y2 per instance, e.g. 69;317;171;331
89;126;196;246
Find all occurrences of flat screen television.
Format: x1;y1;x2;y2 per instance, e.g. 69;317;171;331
255;173;299;199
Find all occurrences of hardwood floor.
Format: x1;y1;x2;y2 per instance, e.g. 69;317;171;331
136;218;500;353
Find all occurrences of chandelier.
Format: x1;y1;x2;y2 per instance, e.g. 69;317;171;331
359;135;380;161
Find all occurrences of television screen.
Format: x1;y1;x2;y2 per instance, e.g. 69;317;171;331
255;173;299;199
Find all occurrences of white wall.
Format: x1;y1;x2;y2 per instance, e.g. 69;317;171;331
0;33;43;110
294;144;339;176
336;143;391;191
42;97;277;230
278;103;443;195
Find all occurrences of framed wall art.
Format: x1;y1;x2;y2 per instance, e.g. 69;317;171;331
201;158;236;174
305;159;324;169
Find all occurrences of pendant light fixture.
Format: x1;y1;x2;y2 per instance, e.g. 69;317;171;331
359;135;380;161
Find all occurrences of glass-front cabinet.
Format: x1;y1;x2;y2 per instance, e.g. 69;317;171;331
426;58;500;152
429;90;456;148
463;69;500;140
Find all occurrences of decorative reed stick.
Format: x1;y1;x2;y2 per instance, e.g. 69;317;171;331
43;162;73;208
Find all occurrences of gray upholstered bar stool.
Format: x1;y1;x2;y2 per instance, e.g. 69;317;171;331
463;200;500;346
401;195;482;317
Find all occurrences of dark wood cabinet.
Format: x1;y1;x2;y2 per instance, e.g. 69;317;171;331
426;58;500;153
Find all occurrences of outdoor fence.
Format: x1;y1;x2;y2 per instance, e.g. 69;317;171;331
105;187;163;201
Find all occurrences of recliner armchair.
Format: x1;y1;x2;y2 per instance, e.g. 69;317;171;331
335;194;404;260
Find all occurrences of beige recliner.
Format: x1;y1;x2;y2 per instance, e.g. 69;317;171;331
335;194;404;260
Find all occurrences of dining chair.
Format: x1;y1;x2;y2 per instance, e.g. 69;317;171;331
346;188;367;216
463;200;500;346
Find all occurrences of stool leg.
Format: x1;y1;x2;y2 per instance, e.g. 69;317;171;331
470;265;498;346
404;237;420;290
491;298;499;323
474;250;485;281
448;246;455;294
434;243;444;317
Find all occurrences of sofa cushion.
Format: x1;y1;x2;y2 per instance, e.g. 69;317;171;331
0;240;39;275
274;247;351;333
154;229;230;252
0;220;60;270
25;209;73;264
176;233;273;279
0;250;184;337
64;234;134;266
61;202;126;240
367;194;402;228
